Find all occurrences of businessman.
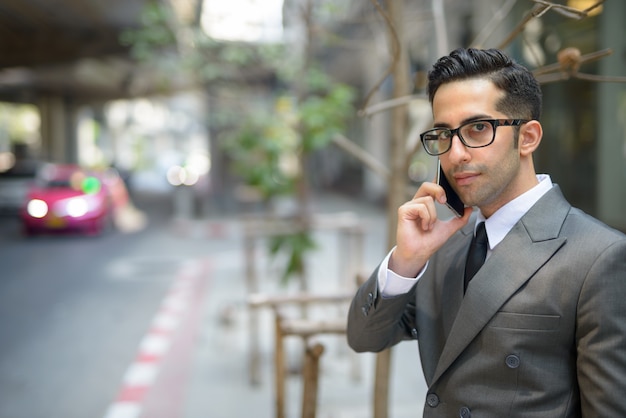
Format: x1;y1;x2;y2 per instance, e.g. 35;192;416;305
347;48;626;417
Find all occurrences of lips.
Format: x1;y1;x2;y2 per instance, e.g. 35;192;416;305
453;173;479;186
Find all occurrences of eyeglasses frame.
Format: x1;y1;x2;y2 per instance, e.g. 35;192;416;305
419;119;530;156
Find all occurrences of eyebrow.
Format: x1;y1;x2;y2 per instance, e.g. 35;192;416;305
433;114;493;128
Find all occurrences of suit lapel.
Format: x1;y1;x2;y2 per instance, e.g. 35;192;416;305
440;220;474;338
430;186;570;384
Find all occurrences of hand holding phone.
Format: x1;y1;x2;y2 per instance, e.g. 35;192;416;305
436;160;465;218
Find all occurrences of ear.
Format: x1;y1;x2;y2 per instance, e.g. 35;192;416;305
519;120;542;157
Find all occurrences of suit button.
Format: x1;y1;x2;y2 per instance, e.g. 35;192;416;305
505;354;520;369
459;406;471;418
361;306;369;316
426;393;439;407
411;328;418;339
367;292;374;303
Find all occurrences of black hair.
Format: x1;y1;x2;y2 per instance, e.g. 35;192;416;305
427;48;542;121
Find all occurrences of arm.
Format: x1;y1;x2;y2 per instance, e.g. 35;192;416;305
346;266;417;352
347;181;471;352
576;239;626;416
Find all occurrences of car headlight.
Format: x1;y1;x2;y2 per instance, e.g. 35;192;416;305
66;197;89;217
27;199;48;218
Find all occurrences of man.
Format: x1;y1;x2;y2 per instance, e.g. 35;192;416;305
347;48;626;417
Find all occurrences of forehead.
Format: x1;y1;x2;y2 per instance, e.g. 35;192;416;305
432;78;505;123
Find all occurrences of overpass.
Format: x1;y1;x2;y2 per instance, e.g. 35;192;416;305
0;0;197;163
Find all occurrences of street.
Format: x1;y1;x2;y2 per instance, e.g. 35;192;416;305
0;191;427;418
0;192;214;418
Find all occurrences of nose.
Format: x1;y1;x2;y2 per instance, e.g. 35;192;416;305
446;132;470;163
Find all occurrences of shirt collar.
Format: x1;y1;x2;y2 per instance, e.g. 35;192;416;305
477;174;553;250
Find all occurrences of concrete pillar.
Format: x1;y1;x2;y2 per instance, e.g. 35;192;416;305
597;1;626;231
361;32;390;203
38;95;78;163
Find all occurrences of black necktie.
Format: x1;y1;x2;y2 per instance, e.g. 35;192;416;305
464;222;488;293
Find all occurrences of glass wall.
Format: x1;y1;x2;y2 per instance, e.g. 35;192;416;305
507;1;626;231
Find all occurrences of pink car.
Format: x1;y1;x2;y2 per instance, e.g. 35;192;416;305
20;164;122;236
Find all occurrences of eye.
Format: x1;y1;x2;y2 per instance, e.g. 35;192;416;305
469;121;489;132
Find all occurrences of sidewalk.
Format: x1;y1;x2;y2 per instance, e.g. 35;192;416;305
176;192;429;418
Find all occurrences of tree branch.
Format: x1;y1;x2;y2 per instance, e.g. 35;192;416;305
470;0;518;49
332;134;390;180
498;0;606;49
358;94;427;118
359;0;401;113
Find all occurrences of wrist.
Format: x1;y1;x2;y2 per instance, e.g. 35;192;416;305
389;249;425;278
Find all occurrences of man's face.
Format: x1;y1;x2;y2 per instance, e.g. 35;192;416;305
433;78;525;217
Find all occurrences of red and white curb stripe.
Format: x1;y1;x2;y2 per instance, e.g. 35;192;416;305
103;259;209;418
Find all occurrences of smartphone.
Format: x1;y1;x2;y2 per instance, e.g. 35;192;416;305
436;160;465;218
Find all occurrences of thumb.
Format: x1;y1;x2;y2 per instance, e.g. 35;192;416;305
445;206;472;234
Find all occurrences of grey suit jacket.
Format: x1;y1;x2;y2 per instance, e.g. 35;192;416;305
347;186;626;417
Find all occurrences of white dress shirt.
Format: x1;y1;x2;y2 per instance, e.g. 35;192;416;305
378;174;554;297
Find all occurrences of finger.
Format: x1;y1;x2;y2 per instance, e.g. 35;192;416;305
445;206;472;232
399;200;430;226
431;205;470;232
404;196;440;231
412;182;446;204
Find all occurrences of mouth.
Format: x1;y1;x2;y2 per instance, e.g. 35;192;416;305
453;172;480;187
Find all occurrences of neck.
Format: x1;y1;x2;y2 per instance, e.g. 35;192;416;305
480;169;539;218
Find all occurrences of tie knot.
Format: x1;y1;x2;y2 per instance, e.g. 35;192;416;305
475;222;488;246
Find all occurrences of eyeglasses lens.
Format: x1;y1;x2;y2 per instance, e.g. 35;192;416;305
423;121;495;155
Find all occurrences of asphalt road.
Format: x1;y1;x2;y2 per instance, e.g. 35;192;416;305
0;190;428;418
0;192;222;418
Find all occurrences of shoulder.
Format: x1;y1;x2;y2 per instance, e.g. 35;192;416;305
564;207;626;244
528;185;625;246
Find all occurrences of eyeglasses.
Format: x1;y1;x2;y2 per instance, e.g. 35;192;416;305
420;119;529;156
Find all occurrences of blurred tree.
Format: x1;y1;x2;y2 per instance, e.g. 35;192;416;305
120;0;356;285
